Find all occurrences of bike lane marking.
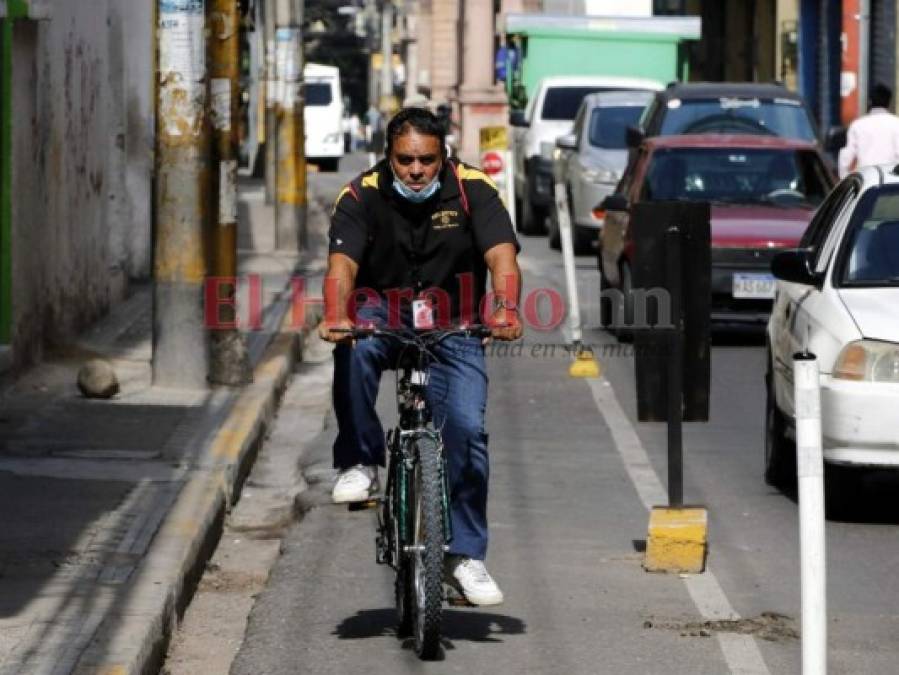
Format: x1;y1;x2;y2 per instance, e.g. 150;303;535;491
586;377;771;675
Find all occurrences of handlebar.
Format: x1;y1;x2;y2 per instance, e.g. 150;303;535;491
330;324;493;343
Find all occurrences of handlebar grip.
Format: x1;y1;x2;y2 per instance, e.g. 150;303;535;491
330;327;376;339
462;325;494;339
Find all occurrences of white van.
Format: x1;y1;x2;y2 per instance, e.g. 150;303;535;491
304;63;344;171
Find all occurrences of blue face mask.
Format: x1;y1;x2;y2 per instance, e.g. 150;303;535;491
392;173;441;203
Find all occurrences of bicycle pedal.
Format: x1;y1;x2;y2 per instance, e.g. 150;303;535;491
347;498;379;511
444;586;475;607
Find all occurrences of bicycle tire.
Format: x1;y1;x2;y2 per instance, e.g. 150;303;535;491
410;434;445;659
391;458;414;637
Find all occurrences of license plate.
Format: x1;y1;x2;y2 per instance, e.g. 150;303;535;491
732;273;776;299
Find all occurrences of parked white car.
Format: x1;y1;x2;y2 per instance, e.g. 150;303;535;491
510;75;663;235
551;89;656;251
766;165;899;502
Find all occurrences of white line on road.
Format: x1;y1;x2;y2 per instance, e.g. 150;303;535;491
586;378;771;675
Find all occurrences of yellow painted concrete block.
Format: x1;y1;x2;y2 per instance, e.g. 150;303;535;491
643;506;708;574
568;351;601;378
95;666;127;675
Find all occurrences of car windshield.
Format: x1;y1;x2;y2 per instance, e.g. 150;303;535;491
643;148;831;207
840;190;899;286
589;106;644;149
306;82;333;106
659;97;817;141
542;87;614;121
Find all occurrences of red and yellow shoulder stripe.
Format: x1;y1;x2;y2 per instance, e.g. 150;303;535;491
455;164;498;191
331;171;380;213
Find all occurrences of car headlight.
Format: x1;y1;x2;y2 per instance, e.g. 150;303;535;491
833;340;899;382
324;132;341;144
582;168;619;185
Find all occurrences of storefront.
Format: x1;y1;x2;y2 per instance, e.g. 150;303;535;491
796;0;899;131
870;0;897;100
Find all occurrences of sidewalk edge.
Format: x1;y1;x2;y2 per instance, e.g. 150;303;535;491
73;316;307;675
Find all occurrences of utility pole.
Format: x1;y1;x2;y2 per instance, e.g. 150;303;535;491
404;2;420;101
153;0;210;390
208;0;251;385
380;1;396;115
365;0;378;111
264;0;277;204
274;0;306;252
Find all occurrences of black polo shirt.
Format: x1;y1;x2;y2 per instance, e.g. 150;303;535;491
328;158;519;323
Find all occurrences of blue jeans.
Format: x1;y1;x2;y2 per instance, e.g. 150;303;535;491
332;305;490;560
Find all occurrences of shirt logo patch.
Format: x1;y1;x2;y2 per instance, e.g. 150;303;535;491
432;210;460;230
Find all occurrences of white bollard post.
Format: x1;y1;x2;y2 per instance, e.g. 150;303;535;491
794;353;827;675
505;149;516;227
552;148;582;347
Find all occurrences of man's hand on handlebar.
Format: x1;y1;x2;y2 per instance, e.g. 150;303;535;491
487;308;523;342
318;318;355;344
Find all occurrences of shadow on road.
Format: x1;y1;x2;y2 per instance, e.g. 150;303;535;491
710;327;766;347
772;467;899;525
334;607;527;650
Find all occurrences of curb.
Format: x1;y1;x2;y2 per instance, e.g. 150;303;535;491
73;315;306;675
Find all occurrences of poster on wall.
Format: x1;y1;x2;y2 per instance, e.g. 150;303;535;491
159;0;205;82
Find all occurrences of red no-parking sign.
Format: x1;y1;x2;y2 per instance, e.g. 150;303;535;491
482;151;504;176
479;127;515;221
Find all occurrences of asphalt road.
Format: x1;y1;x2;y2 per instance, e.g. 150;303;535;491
228;156;899;675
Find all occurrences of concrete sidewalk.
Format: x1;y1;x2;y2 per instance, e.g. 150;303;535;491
0;181;328;675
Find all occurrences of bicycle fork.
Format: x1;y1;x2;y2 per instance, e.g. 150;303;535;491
375;430;453;566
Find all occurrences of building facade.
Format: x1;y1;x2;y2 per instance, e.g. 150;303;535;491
0;0;154;372
780;0;899;131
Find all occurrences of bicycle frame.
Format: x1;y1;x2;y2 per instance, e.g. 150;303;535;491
377;347;452;570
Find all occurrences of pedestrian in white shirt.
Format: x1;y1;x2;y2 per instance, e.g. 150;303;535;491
839;83;899;177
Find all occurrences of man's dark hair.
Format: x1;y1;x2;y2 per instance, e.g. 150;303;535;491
871;83;892;109
386;107;447;157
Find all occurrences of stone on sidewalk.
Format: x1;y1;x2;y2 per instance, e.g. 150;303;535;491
76;358;120;399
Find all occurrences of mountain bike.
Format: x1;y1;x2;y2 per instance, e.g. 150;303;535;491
338;324;490;659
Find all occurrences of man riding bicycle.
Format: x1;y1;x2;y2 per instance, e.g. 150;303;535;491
319;107;523;606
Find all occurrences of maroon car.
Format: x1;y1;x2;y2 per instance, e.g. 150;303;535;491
598;134;836;327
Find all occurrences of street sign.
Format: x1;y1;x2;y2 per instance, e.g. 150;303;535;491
632;201;711;425
482;151;503;176
479;126;508;151
478;126;515;223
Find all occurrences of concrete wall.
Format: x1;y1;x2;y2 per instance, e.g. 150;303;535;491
9;0;153;367
429;0;460;104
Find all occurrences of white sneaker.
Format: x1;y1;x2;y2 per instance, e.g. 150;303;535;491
444;555;504;606
332;465;379;503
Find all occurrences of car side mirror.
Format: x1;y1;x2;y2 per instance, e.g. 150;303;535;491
509;110;529;128
555;133;577;150
771;249;820;286
626;125;645;148
825;126;847;152
600;194;629;212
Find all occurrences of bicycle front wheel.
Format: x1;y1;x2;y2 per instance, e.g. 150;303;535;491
410;434;445;659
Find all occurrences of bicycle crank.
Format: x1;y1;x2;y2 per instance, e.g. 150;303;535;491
403;544;451;554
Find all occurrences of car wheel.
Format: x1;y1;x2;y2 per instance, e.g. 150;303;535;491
520;197;547;236
764;363;795;488
617;260;635;343
598;245;613;331
573;227;595;255
548;212;561;250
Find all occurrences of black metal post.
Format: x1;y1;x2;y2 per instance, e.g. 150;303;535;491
666;225;684;507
